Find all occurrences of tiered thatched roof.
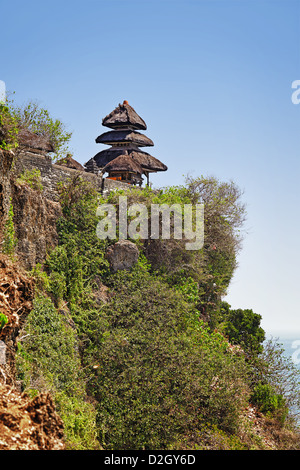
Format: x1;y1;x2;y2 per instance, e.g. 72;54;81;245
96;129;154;147
129;150;167;172
85;101;168;184
93;148;167;173
103;154;143;175
102;101;147;130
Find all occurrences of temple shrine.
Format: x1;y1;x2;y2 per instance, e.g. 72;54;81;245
85;101;167;185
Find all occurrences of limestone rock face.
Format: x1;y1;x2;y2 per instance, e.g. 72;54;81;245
12;182;62;270
106;239;139;273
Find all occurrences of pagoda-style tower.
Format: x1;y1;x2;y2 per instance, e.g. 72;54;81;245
84;101;167;185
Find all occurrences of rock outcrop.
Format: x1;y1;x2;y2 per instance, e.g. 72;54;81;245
12;181;62;270
106;239;139;273
0;384;65;450
0;255;34;386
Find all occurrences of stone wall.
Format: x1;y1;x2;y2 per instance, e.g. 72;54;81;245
13;151;131;201
12;181;62;270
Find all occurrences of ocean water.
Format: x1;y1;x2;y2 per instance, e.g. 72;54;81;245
264;332;300;422
265;331;300;370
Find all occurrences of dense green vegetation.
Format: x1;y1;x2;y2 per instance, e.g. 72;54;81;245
0;102;19;151
0;98;72;160
16;174;300;450
16;168;43;191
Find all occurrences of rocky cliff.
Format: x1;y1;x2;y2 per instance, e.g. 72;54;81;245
0;253;65;450
0;148;134;450
12;182;62;270
0;149;66;449
1;148;300;451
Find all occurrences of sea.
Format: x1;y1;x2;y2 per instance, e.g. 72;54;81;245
264;331;300;423
265;331;300;370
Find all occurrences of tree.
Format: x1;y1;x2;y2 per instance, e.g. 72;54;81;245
184;174;246;255
254;338;300;424
11;100;72;161
219;302;265;357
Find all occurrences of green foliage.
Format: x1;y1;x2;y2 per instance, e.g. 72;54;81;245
0;313;8;330
16;294;98;449
18;173;300;449
45;175;110;307
2;198;17;256
0;103;19;150
54;391;100;450
251;383;288;423
80;264;250;450
102;178;246;323
16;168;43;191
253;338;300;425
218;302;266;357
29;263;50;292
11;100;72;161
17;295;81;393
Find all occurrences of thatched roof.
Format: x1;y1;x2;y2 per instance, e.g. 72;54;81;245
88;147;167;173
130;150;168;172
102;101;147;130
96;129;154;147
55;155;84;171
18;128;54;153
84;157;99;174
103;155;143;174
86;148;126;169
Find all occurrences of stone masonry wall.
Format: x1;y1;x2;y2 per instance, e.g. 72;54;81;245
13;151;131;201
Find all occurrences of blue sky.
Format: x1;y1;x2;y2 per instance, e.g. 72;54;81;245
1;0;300;336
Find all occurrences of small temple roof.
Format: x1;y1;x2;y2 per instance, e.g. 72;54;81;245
55;155;84;171
102;101;147;130
103;154;143;174
84;157;99;174
96;129;154;147
18;128;54;153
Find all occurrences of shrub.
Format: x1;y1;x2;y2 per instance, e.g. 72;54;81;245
54;391;100;450
0;313;8;330
219;302;266;357
102;178;246;324
16;295;98;449
251;383;288;423
12;100;72;161
29;263;50;292
16;168;43;191
253;338;300;425
0;103;19;151
46;175;110;307
82;263;250;450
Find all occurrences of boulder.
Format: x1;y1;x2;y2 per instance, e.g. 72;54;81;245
106;239;139;273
